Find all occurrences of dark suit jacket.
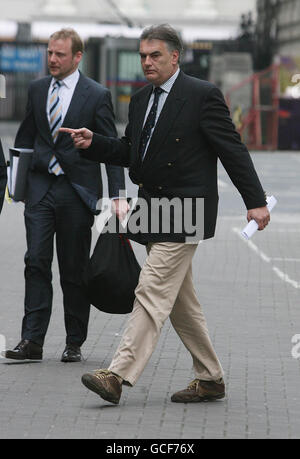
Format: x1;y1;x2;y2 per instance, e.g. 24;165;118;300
82;71;267;242
15;72;125;213
0;139;7;214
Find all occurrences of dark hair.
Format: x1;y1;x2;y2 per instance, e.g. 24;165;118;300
49;28;84;55
140;24;183;60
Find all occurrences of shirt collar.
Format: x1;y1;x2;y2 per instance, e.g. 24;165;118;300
155;67;180;94
51;69;80;89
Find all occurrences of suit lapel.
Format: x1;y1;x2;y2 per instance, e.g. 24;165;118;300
141;73;186;167
132;85;153;162
39;76;53;143
56;73;89;143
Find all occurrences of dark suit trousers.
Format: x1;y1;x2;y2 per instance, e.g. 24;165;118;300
0;166;7;214
22;176;94;347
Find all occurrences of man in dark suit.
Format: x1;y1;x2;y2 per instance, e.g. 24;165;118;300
3;28;127;363
61;24;270;403
0;139;7;214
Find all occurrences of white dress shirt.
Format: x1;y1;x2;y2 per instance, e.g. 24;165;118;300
47;69;80;125
142;67;180;158
46;69;121;200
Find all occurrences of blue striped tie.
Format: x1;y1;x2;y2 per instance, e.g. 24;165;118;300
48;80;64;176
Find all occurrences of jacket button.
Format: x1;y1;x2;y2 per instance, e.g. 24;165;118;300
168;163;172;166
158;186;162;190
176;138;180;142
139;183;143;188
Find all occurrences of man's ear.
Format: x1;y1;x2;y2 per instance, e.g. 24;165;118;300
172;50;180;65
74;51;83;66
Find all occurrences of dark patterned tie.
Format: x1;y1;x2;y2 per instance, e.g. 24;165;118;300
139;87;164;159
48;80;64;175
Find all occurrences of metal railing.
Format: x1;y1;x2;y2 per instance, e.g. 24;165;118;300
226;64;280;150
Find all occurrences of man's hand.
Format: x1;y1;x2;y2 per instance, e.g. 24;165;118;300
247;206;270;231
111;198;130;222
59;127;93;149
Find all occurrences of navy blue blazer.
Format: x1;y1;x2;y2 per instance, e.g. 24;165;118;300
15;72;125;213
82;71;267;242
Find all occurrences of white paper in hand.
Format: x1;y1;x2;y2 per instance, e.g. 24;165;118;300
241;195;277;240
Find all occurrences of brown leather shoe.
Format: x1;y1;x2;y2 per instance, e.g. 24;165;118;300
81;369;122;404
171;378;225;403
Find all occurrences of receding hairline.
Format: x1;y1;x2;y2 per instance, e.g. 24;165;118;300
49;28;84;55
140;24;183;55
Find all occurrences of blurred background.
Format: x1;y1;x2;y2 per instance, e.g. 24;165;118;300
0;0;300;151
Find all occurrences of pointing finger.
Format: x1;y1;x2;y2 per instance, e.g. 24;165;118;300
59;127;75;134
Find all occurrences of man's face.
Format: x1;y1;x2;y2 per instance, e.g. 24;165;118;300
139;39;179;86
48;37;82;80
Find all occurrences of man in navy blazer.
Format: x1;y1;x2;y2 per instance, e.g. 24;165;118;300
3;28;127;363
62;25;270;404
0;139;7;214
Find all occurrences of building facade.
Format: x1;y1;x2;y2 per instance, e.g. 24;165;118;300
256;0;300;57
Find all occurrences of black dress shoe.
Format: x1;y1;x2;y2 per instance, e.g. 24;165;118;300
61;345;82;362
2;340;43;360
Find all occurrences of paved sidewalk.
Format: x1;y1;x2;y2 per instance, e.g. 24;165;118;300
0;123;300;439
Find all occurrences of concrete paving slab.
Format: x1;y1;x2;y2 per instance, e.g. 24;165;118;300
0;122;299;439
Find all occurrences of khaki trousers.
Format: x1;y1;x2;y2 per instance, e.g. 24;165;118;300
108;242;224;386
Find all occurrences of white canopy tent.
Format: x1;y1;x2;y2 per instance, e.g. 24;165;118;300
1;0;256;41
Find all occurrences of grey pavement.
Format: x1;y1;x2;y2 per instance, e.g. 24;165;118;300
0;122;300;439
